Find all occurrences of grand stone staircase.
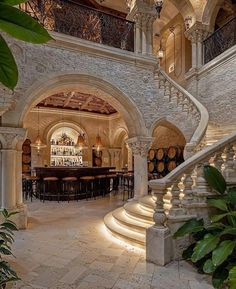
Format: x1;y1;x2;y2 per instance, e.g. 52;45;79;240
104;195;155;246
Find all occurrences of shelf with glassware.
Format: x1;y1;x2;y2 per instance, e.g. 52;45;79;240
50;134;83;167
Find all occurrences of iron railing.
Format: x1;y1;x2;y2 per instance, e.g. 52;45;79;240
20;0;134;52
203;16;236;64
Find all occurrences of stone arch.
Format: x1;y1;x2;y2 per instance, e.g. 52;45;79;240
44;120;90;147
113;127;129;147
202;0;224;30
14;72;146;138
150;117;186;148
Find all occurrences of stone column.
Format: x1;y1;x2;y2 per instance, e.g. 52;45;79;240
127;2;157;55
126;137;153;199
0;127;27;228
109;148;121;170
1;149;17;209
185;22;210;71
127;144;133;171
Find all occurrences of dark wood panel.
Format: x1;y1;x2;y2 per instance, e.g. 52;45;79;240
35;167;115;179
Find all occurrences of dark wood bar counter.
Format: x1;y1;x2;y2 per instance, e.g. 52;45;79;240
35;166;116;179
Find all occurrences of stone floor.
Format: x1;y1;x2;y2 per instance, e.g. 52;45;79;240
7;194;213;289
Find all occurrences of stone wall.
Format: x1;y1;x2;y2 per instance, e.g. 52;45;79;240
0;34;197;143
186;46;236;129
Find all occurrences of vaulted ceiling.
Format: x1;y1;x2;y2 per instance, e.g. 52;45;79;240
37;92;117;115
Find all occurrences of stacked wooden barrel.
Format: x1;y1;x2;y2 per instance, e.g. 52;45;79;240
148;146;184;179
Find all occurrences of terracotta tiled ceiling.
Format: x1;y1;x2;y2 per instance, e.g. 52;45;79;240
37;92;117;115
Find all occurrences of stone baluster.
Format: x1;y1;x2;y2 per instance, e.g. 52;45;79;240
146;182;172;265
182;97;190;112
214;151;224;172
159;74;165;90
181;170;195;214
192;161;213;221
223;145;236;183
170;86;178;106
167;180;185;217
177;92;184;110
164;81;171;101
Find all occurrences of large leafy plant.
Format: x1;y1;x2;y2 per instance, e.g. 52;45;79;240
0;0;52;90
0;209;20;288
173;165;236;289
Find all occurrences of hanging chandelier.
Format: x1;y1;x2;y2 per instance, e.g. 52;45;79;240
154;0;164;18
31;107;47;151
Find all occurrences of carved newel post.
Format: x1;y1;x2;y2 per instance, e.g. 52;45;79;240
146;181;173;265
126;137;153;199
0;127;27;229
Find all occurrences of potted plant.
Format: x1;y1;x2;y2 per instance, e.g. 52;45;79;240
0;209;20;288
173;165;236;289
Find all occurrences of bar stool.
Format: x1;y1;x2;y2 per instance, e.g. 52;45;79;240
95;175;107;197
42;177;59;202
107;174;118;194
24;175;40;201
62;177;78;202
123;173;134;201
80;176;95;200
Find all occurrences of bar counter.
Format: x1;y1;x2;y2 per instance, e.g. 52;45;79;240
35;166;116;179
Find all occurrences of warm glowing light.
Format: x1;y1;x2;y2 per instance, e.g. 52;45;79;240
100;224;145;253
75;133;86;150
31;135;46;150
95;133;103;151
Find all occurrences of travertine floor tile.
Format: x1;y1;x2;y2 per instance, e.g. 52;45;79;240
8;196;213;289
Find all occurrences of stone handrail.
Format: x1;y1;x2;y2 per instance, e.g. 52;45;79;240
148;131;236;263
156;67;209;156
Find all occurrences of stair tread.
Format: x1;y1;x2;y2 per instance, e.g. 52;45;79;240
124;202;153;221
139;195;156;209
112;207;153;231
104;212;145;245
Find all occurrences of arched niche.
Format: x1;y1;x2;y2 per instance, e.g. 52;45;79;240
151;119;186;149
112;127;129;169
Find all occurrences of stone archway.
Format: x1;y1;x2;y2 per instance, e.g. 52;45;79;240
10;73;147;139
202;0;224;30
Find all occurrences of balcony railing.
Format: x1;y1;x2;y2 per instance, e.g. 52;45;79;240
203;16;236;64
20;0;135;52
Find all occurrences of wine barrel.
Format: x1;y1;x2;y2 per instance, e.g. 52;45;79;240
22;164;31;172
148;162;155;173
22;145;31;154
157;161;165;173
148;149;155;161
22;154;31;164
156;148;164;160
167;160;177;172
167;146;177;159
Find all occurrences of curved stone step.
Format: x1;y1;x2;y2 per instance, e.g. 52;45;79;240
139;195;155;212
104;212;145;246
112;207;153;233
124;201;153;223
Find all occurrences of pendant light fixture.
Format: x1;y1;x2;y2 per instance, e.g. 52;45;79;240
31;106;47;151
154;0;164;18
75;102;86;150
95;132;103;151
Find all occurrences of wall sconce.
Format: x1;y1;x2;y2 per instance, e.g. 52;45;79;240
184;16;192;30
154;0;164;18
157;47;164;59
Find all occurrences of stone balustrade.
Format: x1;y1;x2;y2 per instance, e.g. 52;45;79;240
147;131;236;265
155;66;209;157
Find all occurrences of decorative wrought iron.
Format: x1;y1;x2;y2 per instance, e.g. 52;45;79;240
20;0;134;52
203;16;236;64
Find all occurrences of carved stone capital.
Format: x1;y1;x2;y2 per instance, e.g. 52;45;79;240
0;127;27;150
126;136;153;157
185;22;211;43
